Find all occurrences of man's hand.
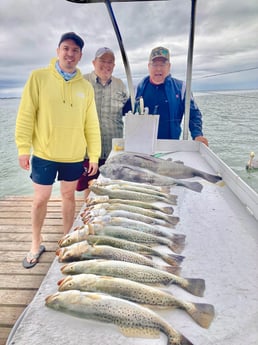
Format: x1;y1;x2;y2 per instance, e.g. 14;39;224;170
87;162;99;176
18;155;30;170
195;136;209;147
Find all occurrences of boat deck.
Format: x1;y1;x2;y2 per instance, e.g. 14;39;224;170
3;141;258;345
0;196;84;345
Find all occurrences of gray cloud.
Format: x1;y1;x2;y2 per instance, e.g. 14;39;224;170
0;0;257;97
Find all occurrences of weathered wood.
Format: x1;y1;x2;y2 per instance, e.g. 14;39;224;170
0;195;83;345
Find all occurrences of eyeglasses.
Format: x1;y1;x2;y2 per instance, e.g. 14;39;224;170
98;58;114;65
150;62;169;68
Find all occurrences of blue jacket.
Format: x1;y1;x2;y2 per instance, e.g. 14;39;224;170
135;75;203;140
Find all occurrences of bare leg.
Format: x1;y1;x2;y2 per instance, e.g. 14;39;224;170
30;183;52;256
60;180;78;234
84;188;91;201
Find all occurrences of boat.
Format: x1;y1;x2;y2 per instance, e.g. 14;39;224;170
6;1;258;345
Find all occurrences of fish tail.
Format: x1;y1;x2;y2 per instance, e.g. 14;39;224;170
186;302;215;328
184;278;205;297
166;194;178;203
169;241;185;254
164;265;181;275
160;206;174;215
177;181;203;193
198;172;222;184
170;234;186;245
166;216;180;225
168;334;194;345
162;253;184;266
160;186;171;193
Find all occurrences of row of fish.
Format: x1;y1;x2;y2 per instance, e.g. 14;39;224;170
46;153;218;344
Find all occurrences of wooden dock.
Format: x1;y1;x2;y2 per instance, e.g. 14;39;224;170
0;195;84;345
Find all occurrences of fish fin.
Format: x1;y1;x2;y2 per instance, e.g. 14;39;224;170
160;206;174;215
160;186;171;193
169;242;185;254
119;326;160;338
199;172;222;184
177;181;203;192
164;266;181;275
170;234;186;245
167;216;180;225
162;253;185;266
184;278;205;297
186;302;215;328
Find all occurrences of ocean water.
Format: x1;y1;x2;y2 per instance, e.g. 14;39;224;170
0;90;258;198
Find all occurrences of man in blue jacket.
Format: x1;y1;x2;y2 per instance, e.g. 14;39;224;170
130;46;208;146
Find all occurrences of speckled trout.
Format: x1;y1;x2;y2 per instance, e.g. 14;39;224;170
83;208;179;227
88;215;180;241
86;196;174;215
90;179;177;203
56;242;178;274
83;202;176;223
106;152;222;183
99;164;203;192
58;224;185;254
58;274;215;328
45;291;194;345
85;235;184;267
61;259;205;297
89;184;178;204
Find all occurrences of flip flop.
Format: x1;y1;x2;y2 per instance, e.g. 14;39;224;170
23;245;46;269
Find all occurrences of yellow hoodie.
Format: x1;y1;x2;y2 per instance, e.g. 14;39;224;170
15;58;101;163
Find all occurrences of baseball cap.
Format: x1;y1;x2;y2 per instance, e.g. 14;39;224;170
58;32;84;49
149;47;170;62
95;47;114;59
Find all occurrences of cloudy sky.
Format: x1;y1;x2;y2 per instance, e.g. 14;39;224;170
0;0;257;97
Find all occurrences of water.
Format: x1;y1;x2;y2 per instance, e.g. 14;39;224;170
1;90;258;198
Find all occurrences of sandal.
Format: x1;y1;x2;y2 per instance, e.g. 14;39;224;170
23;245;46;269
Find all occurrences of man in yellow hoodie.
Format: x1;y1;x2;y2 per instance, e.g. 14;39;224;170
15;32;101;269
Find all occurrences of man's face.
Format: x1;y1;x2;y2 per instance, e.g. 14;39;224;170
93;52;115;82
148;57;170;85
57;39;82;73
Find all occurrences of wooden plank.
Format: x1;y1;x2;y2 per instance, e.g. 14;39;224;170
0;232;64;242
0;225;63;233
0;262;53;275
0;250;56;262
0;195;84;345
0;327;12;345
0;274;46;289
0;290;36;305
0;306;25;326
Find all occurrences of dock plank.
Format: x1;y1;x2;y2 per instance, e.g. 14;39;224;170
0;195;84;345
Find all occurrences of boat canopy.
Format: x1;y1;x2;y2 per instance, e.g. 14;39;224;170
66;0;197;140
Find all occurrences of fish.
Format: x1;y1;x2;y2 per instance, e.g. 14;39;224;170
58;274;215;328
106;152;222;183
89;183;178;203
60;259;206;297
83;208;179;227
90;179;177;203
99;164;203;192
86;196;174;215
88;215;181;242
56;241;179;274
94;178;172;193
58;224;185;254
45;290;194;345
83;202;176;223
85;235;184;267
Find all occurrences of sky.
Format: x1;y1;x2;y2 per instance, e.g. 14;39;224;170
0;0;258;97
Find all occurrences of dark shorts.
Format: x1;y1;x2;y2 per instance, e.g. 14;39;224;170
76;158;106;191
30;156;84;185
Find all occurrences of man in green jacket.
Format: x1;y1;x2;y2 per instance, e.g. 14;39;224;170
15;32;101;269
